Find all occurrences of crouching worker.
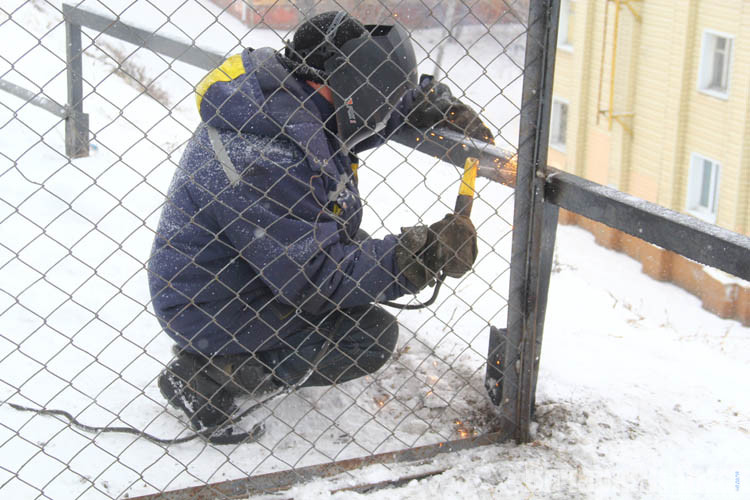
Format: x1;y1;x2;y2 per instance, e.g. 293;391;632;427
147;11;491;444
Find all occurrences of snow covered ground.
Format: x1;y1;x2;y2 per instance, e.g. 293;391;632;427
1;1;748;499
298;224;750;500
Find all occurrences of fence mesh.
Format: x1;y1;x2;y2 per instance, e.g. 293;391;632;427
0;0;530;497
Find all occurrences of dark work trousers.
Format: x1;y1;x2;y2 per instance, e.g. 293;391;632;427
257;304;399;388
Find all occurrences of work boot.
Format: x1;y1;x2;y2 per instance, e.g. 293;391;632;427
205;354;280;398
158;352;238;434
158;350;280;441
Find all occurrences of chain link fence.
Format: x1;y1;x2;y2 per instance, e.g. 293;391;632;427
0;0;541;497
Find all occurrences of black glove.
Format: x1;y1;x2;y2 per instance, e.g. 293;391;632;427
408;75;495;144
396;214;478;290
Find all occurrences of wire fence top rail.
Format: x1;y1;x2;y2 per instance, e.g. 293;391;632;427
62;3;226;70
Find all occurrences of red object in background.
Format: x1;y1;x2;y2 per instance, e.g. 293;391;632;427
252;3;300;29
208;0;511;31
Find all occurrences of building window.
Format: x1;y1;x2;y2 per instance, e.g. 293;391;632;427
698;30;733;98
550;98;568;151
558;0;573;50
686;154;721;223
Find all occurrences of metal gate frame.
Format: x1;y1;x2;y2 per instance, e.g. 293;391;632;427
52;3;558;496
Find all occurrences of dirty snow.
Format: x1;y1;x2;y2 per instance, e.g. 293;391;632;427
0;1;748;500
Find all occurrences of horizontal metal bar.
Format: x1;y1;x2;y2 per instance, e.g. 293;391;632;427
129;429;510;500
395;130;750;282
0;78;67;118
327;469;448;496
545;167;750;281
62;3;224;71
392;127;517;187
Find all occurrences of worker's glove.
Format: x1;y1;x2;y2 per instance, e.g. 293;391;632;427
396;214;478;291
407;74;495;144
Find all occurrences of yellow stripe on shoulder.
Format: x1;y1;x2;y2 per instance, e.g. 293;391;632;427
195;53;246;112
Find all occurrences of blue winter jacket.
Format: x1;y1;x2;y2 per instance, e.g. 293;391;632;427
148;48;418;355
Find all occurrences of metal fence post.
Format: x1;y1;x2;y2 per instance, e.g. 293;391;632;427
63;4;90;158
501;0;561;443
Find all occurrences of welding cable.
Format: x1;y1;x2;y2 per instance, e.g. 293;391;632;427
380;270;447;310
4;342;331;445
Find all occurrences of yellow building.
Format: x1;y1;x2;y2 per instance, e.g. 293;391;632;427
549;0;750;324
550;0;749;231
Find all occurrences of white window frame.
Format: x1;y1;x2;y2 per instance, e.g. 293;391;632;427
557;0;573;52
549;97;569;152
697;29;734;99
685;153;721;223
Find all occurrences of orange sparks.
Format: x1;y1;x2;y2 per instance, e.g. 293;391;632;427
454;419;477;439
373;394;389;407
505;154;519;173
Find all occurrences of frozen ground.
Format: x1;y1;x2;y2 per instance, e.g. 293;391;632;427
1;1;748;499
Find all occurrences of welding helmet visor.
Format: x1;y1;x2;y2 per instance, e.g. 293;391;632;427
323;22;417;148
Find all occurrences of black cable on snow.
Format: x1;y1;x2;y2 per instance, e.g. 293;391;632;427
4;342;332;446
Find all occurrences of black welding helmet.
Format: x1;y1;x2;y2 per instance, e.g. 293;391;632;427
284;12;418;148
